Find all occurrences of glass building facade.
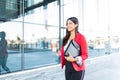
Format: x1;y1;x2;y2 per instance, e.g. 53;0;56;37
0;0;119;74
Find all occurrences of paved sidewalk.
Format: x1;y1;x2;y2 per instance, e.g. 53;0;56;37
84;53;120;80
0;53;120;80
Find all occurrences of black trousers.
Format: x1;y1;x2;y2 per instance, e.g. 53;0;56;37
65;69;85;80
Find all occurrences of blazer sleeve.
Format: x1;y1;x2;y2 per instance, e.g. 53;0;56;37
61;46;65;68
79;35;88;60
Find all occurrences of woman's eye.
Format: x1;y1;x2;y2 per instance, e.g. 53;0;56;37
69;22;72;25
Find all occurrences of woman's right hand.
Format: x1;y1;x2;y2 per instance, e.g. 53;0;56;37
65;52;78;62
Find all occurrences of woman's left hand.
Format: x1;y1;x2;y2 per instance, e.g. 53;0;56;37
65;52;76;62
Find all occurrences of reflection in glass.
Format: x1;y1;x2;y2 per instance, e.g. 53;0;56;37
0;21;22;74
0;31;11;74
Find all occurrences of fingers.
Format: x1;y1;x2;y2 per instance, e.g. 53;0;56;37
65;52;74;62
68;52;72;56
65;57;68;61
65;52;72;59
65;57;67;59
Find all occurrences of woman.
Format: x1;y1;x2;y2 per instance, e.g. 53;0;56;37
61;17;88;80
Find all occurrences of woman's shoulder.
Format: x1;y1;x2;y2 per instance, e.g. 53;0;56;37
76;32;85;38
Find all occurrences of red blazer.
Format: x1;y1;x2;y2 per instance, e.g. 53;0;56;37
61;32;88;71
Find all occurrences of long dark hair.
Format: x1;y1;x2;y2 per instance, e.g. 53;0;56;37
63;17;79;46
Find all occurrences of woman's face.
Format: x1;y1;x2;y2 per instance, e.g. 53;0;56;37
66;20;77;32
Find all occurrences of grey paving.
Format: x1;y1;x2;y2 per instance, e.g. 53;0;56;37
0;53;120;80
84;53;120;80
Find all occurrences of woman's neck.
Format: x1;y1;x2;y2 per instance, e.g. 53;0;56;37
69;30;75;40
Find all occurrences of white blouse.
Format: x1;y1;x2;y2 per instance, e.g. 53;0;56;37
64;41;70;51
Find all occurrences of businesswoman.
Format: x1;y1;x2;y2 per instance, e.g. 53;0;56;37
61;17;88;80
